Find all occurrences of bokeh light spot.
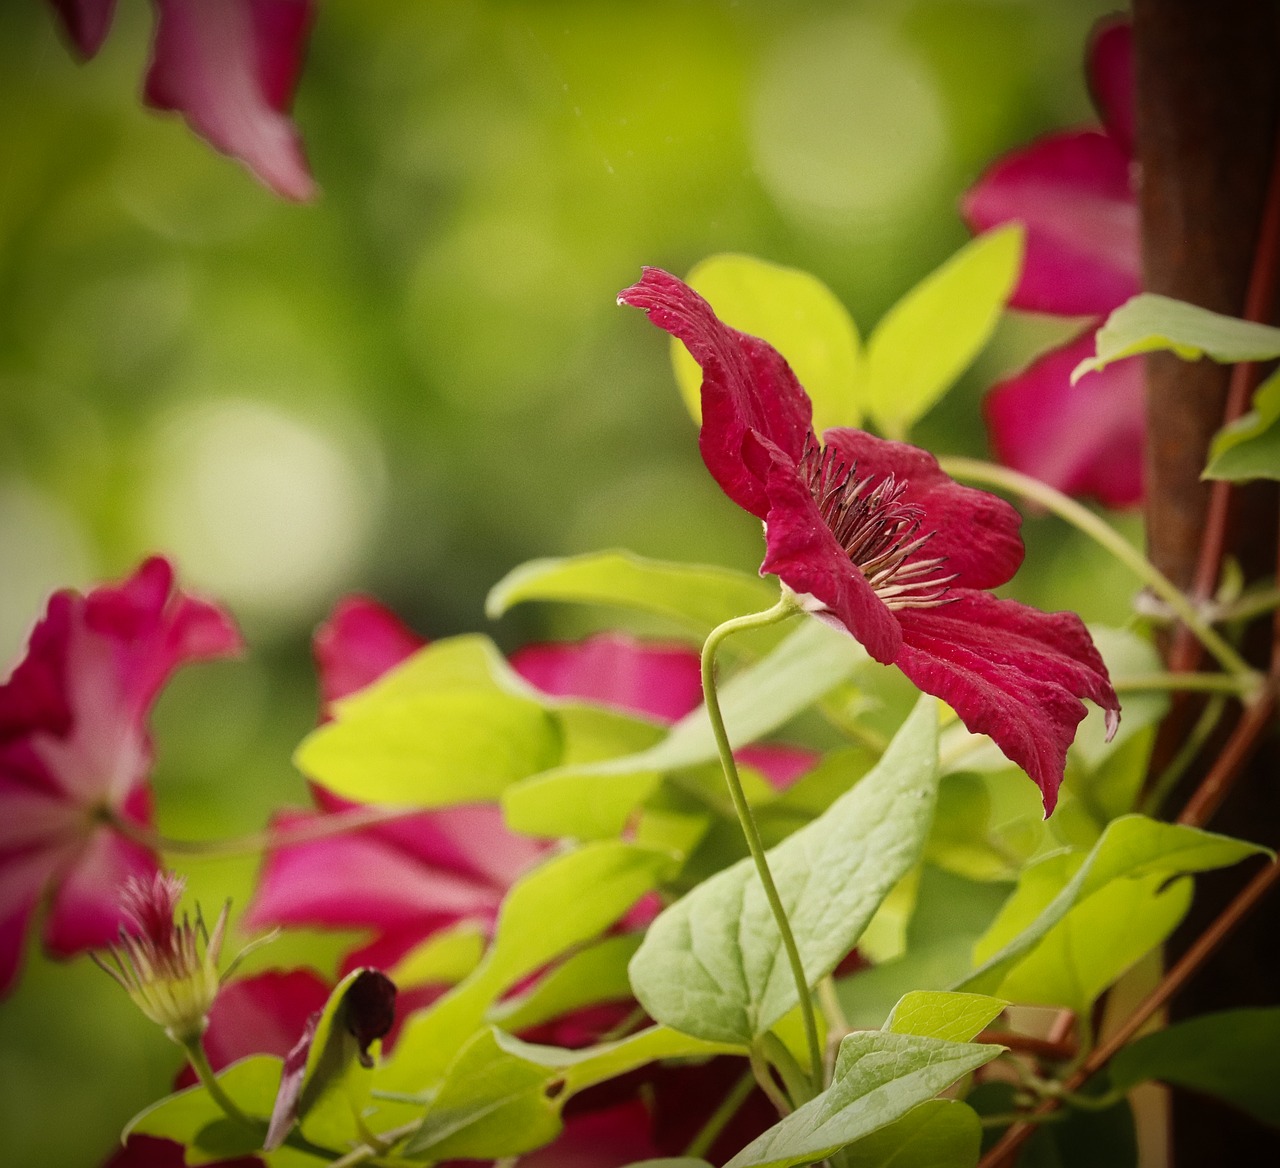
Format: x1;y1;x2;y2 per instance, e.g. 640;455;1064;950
750;15;948;229
142;398;382;622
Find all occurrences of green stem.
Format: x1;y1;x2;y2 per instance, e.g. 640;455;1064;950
109;803;423;860
685;1069;757;1159
749;1041;792;1118
703;595;823;1090
1215;583;1280;624
940;457;1260;683
1114;671;1258;695
180;1036;258;1131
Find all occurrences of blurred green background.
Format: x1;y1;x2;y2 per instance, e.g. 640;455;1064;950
1;2;1132;1163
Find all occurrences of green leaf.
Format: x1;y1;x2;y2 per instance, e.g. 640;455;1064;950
674;254;862;432
504;619;865;838
294;689;560;807
490;933;642;1032
404;1025;737;1159
125;1056;279;1165
842;1101;982;1168
724;1031;1001;1168
996;872;1193;1014
1110;1007;1280;1126
629;695;939;1044
863;225;1023;440
885;991;1006;1043
379;841;676;1093
836;868;1010;1032
1073;292;1280;379
486;550;777;638
962;816;1267;997
1205;367;1280;481
388;921;487;988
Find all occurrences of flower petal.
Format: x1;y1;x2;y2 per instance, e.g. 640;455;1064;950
193;969;332;1077
521;1100;660;1168
103;1133;262;1168
145;0;317;201
961;129;1138;316
510;633;704;725
42;826;158;956
314;596;425;716
619;268;815;519
821;429;1026;590
985;330;1145;509
895;592;1119;813
736;742;818;790
0;849;60;997
243;816;502;934
1087;18;1135;158
47;0;118;58
757;449;902;664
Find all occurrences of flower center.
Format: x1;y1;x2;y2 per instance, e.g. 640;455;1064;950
800;441;956;610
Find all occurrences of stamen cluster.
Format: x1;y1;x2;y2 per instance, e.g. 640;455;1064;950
800;441;955;610
92;871;227;1043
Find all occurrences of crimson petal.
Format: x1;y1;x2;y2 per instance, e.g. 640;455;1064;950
985;329;1145;509
313;595;425;717
145;0;317;201
896;592;1119;813
619;267;815;519
1087;18;1135;159
820;428;1026;590
47;0;118;58
961;129;1138;317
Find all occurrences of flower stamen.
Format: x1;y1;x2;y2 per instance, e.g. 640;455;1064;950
801;440;956;610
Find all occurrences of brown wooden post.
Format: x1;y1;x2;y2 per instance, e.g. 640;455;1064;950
1133;1;1280;1162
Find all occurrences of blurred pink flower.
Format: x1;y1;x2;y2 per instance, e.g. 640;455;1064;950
620;267;1119;813
0;557;241;996
245;598;815;970
47;0;317;201
962;17;1144;508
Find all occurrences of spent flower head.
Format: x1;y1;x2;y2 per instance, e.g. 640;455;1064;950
94;871;252;1044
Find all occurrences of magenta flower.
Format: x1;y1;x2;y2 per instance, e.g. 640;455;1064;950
619;268;1119;813
0;557;241;996
47;0;317;201
962;17;1143;508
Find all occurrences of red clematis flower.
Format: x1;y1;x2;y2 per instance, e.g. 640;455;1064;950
47;0;317;201
0;557;241;996
962;17;1143;508
619;267;1119;813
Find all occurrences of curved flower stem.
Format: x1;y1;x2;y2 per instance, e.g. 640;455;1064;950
749;1040;793;1118
1114;671;1258;695
180;1035;257;1130
940;457;1260;684
107;803;424;860
702;594;822;1091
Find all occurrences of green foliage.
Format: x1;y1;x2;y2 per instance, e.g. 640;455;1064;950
963;816;1267;1002
1077;293;1280;483
884;991;1006;1043
379;840;676;1093
1205;368;1280;481
674;255;863;433
503;618;865;838
1110;1007;1280;1127
629;696;938;1043
490;933;642;1032
1076;293;1280;377
841;1101;983;1168
487;552;778;639
404;1026;738;1159
125;1057;281;1165
863;225;1023;440
724;1031;1001;1168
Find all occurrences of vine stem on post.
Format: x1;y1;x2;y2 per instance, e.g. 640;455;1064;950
701;593;824;1092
